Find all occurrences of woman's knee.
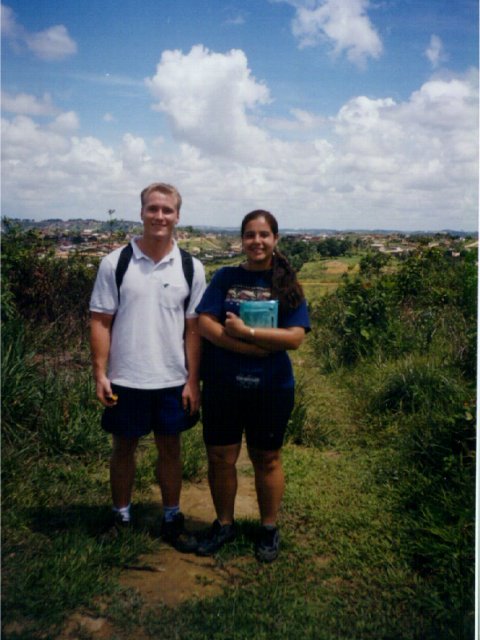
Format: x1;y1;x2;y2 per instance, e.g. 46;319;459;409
207;444;241;468
249;448;281;473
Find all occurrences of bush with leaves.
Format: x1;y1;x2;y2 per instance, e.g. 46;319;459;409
309;247;477;634
311;248;477;372
1;217;98;347
362;355;475;634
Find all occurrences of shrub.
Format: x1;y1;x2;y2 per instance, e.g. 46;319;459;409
362;356;475;632
1;317;107;461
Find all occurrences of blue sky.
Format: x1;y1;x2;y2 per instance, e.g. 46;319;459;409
2;0;478;230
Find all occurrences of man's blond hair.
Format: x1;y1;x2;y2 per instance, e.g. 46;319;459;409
140;183;182;212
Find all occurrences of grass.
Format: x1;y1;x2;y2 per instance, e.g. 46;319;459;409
3;344;464;639
97;445;439;640
298;257;360;303
2;250;473;639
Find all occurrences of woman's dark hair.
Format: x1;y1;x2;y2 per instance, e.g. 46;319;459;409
241;210;305;311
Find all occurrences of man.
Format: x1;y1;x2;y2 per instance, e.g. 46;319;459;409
90;182;206;551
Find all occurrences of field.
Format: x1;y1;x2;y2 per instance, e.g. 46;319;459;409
298;257;360;302
1;230;475;640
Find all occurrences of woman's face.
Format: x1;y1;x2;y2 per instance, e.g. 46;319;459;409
242;216;279;270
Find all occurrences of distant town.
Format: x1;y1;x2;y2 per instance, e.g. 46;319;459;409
2;217;478;263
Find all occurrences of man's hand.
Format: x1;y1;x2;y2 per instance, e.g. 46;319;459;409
95;375;118;407
182;379;201;415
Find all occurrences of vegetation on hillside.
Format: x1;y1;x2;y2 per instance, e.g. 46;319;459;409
1;220;476;639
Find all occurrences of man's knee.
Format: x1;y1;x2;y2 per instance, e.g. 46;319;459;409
112;436;139;460
155;434;181;461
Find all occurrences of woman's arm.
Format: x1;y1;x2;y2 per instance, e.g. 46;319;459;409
198;313;269;357
224;312;305;351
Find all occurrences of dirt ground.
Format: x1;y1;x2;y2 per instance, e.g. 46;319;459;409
60;446;259;639
119;447;258;607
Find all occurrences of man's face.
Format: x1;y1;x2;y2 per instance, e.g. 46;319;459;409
141;190;179;241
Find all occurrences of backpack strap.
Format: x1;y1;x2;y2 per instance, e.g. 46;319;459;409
115;243;194;313
115;243;133;305
179;248;194;313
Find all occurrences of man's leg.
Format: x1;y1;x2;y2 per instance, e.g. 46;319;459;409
155;433;198;552
154;433;182;507
110;435;139;509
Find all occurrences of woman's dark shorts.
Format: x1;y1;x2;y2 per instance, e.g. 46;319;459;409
101;384;199;439
201;381;294;451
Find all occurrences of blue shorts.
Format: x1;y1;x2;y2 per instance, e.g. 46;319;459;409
101;384;199;439
201;381;295;451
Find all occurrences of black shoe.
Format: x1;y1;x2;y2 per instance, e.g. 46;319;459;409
196;519;236;556
161;512;198;553
100;511;131;540
255;526;280;563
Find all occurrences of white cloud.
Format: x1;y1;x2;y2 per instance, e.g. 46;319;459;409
425;34;447;69
103;113;116;123
1;91;60;116
280;0;382;67
1;58;477;230
145;45;271;161
266;108;326;131
223;14;246;26
1;4;77;61
1;4;18;37
49;111;80;133
25;25;77;61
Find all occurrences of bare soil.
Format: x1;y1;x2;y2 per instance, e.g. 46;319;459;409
60;446;259;639
119;446;258;606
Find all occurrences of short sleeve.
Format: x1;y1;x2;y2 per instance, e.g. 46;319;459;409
280;299;311;332
195;268;229;319
185;258;207;318
89;256;118;315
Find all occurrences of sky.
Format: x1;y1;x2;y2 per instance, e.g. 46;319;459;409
1;0;478;231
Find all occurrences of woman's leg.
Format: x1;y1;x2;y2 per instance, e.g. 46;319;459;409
248;447;284;526
206;443;242;524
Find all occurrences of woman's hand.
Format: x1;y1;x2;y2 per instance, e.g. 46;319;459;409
224;312;249;339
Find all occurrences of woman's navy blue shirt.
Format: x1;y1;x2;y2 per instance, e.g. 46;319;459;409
196;266;310;389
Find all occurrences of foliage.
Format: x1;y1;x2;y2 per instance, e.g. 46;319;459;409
1;227;476;638
1;318;109;466
358;356;475;634
316;235;353;257
311;248;477;374
308;247;477;634
359;250;391;276
1;216;98;346
278;236;316;271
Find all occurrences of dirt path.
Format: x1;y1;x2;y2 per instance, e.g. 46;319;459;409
119;445;258;606
60;445;258;639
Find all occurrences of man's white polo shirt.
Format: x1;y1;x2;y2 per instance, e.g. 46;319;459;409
90;239;206;389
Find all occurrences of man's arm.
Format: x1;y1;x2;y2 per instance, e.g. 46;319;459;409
182;317;202;415
90;311;116;407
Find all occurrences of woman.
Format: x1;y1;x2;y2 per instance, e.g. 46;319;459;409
195;210;310;562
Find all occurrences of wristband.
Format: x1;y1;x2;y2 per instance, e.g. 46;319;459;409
249;328;256;339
